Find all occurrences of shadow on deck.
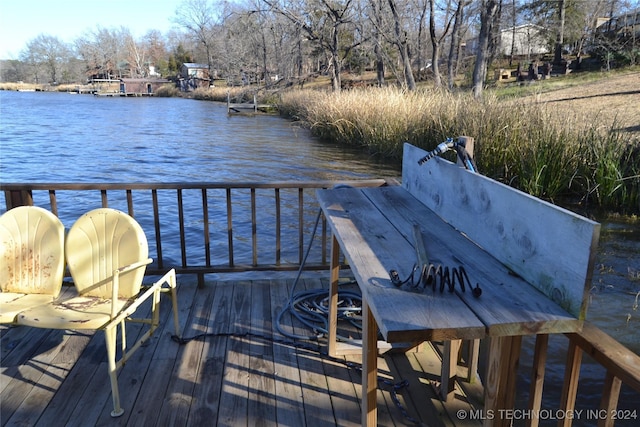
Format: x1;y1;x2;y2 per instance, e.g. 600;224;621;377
1;275;485;427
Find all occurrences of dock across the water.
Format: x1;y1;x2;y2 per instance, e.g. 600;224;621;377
227;93;275;113
94;92;155;97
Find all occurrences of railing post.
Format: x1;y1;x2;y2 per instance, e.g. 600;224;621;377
526;334;549;427
4;189;33;210
197;272;205;289
598;371;622;427
559;339;583;427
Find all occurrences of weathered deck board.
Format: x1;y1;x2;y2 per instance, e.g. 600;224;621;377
268;278;305;427
294;277;346;427
1;276;486;427
248;280;276;426
188;281;231;425
155;284;206;425
219;280;252;425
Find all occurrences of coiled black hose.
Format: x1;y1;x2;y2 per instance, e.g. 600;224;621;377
275;208;365;343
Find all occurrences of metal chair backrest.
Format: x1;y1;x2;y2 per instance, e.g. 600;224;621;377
0;206;65;296
65;208;148;299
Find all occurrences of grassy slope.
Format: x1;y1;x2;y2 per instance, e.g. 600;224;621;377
491;67;640;135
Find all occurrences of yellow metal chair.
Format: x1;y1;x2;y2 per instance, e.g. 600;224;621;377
17;208;181;417
0;206;65;324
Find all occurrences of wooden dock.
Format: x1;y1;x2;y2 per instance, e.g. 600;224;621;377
227;93;275;113
94;92;155;97
1;276;486;427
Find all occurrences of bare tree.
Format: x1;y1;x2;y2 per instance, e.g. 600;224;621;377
507;0;517;66
141;30;170;76
76;27;129;80
428;0;455;88
262;0;363;91
366;0;387;86
446;0;467;89
173;0;220;76
573;0;608;68
520;0;596;64
387;0;417;90
122;31;148;77
554;0;566;63
229;0;296;87
590;0;639;69
0;60;29;83
20;34;71;84
249;6;274;86
472;0;500;98
412;0;429;82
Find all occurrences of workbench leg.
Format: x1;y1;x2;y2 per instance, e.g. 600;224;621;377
441;339;462;401
328;235;341;357
362;298;378;427
483;335;522;427
467;338;481;384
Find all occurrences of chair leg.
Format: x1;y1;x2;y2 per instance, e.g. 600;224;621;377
163;269;181;338
170;280;181;338
105;325;124;417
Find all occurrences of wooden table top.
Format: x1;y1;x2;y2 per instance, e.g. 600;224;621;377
317;185;582;343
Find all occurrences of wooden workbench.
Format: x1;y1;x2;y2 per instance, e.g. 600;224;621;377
316;143;600;427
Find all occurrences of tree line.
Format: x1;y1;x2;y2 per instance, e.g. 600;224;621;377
1;0;637;98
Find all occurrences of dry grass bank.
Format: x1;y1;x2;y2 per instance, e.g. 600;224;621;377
515;69;640;135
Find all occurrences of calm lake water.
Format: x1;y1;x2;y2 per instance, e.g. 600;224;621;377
1;90;638;419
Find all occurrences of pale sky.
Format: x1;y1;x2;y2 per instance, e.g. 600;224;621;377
0;0;184;60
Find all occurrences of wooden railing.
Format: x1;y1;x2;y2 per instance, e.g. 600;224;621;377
2;180;639;424
509;324;640;427
562;324;639;427
1;180;390;285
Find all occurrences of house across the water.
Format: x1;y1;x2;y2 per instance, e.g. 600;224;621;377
178;63;210;91
119;78;171;96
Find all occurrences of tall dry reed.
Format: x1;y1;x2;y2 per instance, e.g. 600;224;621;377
278;87;639;214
